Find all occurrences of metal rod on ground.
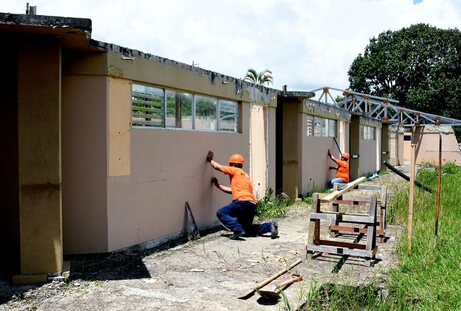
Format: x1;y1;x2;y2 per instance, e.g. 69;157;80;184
383;161;433;193
435;133;442;243
408;131;416;252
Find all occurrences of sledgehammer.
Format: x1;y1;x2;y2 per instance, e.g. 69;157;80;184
257;272;303;300
237;258;302;299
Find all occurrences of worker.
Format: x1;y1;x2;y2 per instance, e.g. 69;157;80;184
206;150;278;240
327;149;350;188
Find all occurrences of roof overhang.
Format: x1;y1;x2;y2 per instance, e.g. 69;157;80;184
0;12;93;50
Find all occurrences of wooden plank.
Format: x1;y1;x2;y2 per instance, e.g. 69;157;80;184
307;193;320;259
321;177;366;203
329;225;385;237
336;184;383;192
310;212;375;224
330;199;369;206
330;195;341;237
318;239;366;249
307;245;374;258
330;225;367;234
380;186;387;231
366;196;378;251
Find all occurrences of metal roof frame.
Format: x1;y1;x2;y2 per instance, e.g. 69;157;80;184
309;86;461;128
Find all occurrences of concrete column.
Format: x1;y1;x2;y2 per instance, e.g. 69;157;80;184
0;41;20;277
381;124;390;170
349;115;361;180
282;99;299;199
14;39;62;283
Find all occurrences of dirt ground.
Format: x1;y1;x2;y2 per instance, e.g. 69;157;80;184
0;173;405;311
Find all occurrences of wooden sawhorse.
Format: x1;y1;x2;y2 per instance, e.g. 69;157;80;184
306;191;378;265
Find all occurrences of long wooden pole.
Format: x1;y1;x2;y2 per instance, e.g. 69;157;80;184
435;133;442;243
408;131;416;252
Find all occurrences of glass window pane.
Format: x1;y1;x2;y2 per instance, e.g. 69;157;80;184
132;84;164;127
180;92;193;129
321;118;327;137
328;119;336;137
164;90;193;129
219;100;237;132
165;90;177;128
195;95;217;130
306;115;313;136
313;117;322;136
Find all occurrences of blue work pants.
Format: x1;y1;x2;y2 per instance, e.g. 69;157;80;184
216;200;271;235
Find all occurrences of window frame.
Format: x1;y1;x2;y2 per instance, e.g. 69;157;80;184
131;83;239;133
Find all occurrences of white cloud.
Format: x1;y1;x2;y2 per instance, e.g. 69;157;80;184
2;0;461;91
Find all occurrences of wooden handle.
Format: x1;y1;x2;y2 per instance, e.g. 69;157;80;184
276;274;303;289
252;258;302;290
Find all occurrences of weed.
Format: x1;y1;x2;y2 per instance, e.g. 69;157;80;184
303;283;382;310
279;289;293;311
213;250;228;263
256;188;290;220
201;242;209;258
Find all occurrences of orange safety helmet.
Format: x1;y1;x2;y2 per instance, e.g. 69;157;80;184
228;153;245;164
341;153;350;160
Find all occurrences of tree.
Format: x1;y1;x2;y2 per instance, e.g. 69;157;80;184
244;68;273;85
348;24;461;126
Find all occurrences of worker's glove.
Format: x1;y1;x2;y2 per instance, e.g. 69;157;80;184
329;166;336;170
211;177;219;186
206;150;214;162
327;149;331;157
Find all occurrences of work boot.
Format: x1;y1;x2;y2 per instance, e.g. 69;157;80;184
229;231;245;240
270;221;278;239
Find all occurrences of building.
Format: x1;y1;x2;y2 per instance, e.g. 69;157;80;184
0;11;384;283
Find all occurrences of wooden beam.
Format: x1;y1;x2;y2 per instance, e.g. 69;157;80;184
321;177;366;203
318;239;366;249
366;196;378;251
309;212;375;224
329;225;385;237
307;244;376;258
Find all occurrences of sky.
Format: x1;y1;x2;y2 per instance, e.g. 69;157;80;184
2;0;461;91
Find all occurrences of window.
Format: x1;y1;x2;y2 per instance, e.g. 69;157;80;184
310;116;336;137
328;119;337;137
195;95;217;130
219;100;238;132
306;115;313;136
313;117;322;136
166;90;193;129
132;83;238;132
361;125;376;140
132;85;164;127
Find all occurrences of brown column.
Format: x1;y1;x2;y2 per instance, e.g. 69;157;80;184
349;115;361;180
282;99;299;199
14;38;62;283
0;40;20;277
381;124;389;170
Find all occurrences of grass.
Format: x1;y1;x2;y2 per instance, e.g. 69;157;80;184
255;188;290;220
302;162;461;310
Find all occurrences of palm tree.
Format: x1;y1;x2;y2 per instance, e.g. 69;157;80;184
244;68;273;85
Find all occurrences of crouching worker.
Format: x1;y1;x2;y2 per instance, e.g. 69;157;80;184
206;150;278;240
327;149;350;188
